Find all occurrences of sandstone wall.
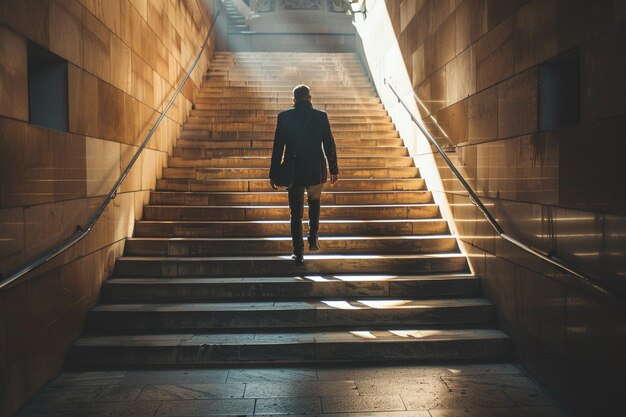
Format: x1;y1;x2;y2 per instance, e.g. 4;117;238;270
0;1;216;415
383;1;626;415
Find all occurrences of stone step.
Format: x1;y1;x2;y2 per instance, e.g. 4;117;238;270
198;79;366;86
207;65;365;71
180;130;399;140
196;91;376;99
176;138;404;148
209;64;362;70
210;57;362;63
133;218;450;238
209;61;362;68
211;54;361;60
191;103;385;112
163;166;419;180
141;203;440;221
205;73;369;81
182;122;394;131
100;274;482;302
149;190;433;206
208;63;361;68
207;67;365;75
172;146;408;158
212;51;360;57
212;54;360;58
209;58;362;64
155;177;426;192
212;54;360;57
123;235;458;256
206;74;367;83
207;62;363;69
211;51;359;57
67;328;512;367
205;77;371;84
85;298;495;332
185;114;392;123
114;254;468;277
188;108;389;118
212;61;362;66
197;89;378;98
193;96;381;105
197;96;378;104
207;61;363;68
204;80;373;88
167;156;414;169
206;73;370;81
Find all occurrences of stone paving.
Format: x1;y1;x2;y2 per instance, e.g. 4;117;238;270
15;363;569;417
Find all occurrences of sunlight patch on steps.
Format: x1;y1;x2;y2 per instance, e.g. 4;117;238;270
350;331;377;339
303;275;404;282
389;330;422;338
359;300;416;309
321;301;360;310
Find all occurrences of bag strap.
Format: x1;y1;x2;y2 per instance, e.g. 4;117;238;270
292;110;312;158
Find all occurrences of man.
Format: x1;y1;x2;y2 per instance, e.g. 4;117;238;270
269;84;339;266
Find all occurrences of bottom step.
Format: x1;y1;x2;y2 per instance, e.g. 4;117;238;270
67;329;512;367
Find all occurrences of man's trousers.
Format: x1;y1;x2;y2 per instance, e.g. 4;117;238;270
287;183;324;253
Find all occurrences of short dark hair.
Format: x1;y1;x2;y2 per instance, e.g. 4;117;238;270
293;84;311;101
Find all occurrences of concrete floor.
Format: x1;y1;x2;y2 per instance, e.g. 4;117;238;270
15;363;570;416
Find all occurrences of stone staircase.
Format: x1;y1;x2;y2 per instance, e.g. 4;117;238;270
222;0;249;34
67;52;512;367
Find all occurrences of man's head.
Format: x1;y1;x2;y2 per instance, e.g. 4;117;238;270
293;84;311;103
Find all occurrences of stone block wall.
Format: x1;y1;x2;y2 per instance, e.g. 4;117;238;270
0;1;216;415
385;0;626;416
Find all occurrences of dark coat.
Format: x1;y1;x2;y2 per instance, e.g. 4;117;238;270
269;101;339;187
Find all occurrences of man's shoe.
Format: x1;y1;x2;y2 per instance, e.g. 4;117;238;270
292;251;304;266
308;236;320;251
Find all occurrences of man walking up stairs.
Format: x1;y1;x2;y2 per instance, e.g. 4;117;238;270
269;84;339;266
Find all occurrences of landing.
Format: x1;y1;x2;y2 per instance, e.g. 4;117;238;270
16;363;569;416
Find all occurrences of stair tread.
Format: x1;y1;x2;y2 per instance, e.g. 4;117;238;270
177;145;398;149
169;155;409;159
73;328;509;347
92;298;491;313
158;177;422;181
118;253;466;261
150;190;428;195
101;274;482;302
145;203;435;209
105;273;478;285
126;235;455;241
164;164;412;171
136;218;446;224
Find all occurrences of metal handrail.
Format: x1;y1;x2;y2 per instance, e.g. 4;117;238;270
0;11;221;291
385;79;609;295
